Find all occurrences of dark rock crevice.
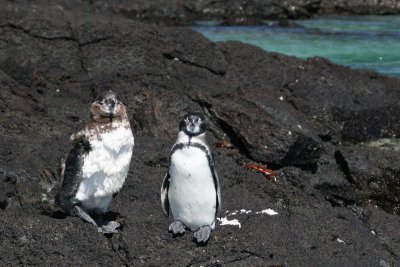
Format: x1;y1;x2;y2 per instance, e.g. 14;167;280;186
240;249;267;261
221;253;257;265
334;150;357;186
79;36;113;47
190;95;253;161
324;194;356;208
0;200;7;210
281;135;321;172
0;23;72;41
163;52;225;76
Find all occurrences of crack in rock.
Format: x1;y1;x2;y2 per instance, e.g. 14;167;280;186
189;95;253;160
0;23;74;42
334;150;358;186
163;52;224;76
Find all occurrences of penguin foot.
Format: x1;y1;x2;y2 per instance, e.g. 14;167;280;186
194;226;211;243
71;205;99;228
169;221;185;235
70;206;120;234
100;221;120;234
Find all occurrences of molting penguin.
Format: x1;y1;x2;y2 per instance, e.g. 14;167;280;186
161;112;221;243
56;90;134;233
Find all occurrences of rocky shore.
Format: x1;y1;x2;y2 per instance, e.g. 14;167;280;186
2;0;400;25
104;0;400;25
0;1;399;266
8;0;399;25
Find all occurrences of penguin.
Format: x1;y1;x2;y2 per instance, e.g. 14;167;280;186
56;90;134;234
161;112;221;243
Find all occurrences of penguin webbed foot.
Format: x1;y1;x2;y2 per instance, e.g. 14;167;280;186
93;213;120;234
194;226;211;243
70;206;120;234
99;220;120;234
169;221;185;235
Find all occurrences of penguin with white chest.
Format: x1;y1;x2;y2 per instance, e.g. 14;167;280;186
161;112;221;243
56;90;134;234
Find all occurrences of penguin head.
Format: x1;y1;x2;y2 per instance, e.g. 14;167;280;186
179;112;206;137
90;90;127;121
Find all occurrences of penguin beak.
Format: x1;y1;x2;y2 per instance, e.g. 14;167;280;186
187;122;198;134
105;98;117;117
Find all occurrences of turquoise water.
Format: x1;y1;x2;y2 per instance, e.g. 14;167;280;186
193;16;400;78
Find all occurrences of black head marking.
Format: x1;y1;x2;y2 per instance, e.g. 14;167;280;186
179;112;207;137
95;90;122;105
92;90;123;120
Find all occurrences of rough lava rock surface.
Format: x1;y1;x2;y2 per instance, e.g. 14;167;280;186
0;2;400;266
2;0;400;26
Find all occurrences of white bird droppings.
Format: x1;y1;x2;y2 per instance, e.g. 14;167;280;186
256;209;278;215
240;209;252;214
219;208;278;228
218;217;241;228
336;238;345;244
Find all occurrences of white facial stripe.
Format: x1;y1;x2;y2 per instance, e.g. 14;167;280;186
188;125;201;133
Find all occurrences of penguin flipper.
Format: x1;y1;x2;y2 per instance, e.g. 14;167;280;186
56;136;91;207
161;172;170;217
210;159;222;217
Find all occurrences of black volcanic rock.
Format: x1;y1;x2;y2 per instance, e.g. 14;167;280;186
81;0;400;25
2;0;400;26
337;103;400;143
0;2;399;266
192;92;322;167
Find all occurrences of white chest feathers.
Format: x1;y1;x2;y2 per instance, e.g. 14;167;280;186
75;126;134;208
168;146;217;230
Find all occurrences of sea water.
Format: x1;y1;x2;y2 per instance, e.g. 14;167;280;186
193;16;400;78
